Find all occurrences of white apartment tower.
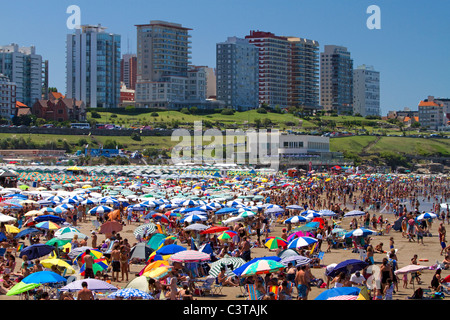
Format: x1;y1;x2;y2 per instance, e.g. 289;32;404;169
353;65;380;116
0;44;43;107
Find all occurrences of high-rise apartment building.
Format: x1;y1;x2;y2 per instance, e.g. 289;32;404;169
320;45;353;115
0;73;16;120
216;37;259;110
0;44;43;107
66;24;121;108
244;31;319;110
353;65;380;117
135;20;191;108
120;53;137;90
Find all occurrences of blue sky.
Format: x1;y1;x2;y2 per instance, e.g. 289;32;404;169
1;0;449;114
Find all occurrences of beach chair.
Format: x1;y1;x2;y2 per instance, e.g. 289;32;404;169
211;277;224;296
359;248;367;261
266;285;279;300
198;277;215;296
245;284;260;300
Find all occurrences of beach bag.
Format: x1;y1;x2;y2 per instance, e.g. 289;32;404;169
411;288;423;299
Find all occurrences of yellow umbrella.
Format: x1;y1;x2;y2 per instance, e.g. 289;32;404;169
82;185;92;189
40;258;76;275
5;225;20;234
143;266;173;279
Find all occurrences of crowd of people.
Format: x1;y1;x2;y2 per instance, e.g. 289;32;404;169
0;170;448;300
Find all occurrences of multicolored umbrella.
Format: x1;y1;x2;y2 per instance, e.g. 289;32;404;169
264;237;288;250
74;248;104;264
151;213;170;224
287;236;318;249
240;259;285;276
217;230;237;241
139;260;171;276
80;258;109;276
107;288;154;300
143;266;172;280
35;221;61;230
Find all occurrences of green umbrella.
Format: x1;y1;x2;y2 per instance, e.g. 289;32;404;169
46;238;71;248
208;257;246;278
6;281;40;296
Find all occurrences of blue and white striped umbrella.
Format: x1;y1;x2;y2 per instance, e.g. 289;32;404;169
266;207;285;214
284;216;309;224
159;203;179;210
99;197;119;206
58;203;74;210
287;236;318;249
305;211;322;220
417;212;438;221
45;196;64;203
129;203;149;211
140;200;158;207
88;205;114;215
216;207;238;215
200;205;217;211
61;198;78;204
70;195;86;202
181;214;207;224
53;206;67;214
319;209;337;217
107;288;154;300
286;205;304;210
300;210;319;216
80;198;98;205
181;206;206;213
208;202;224;209
344;210;366;217
344;228;377;238
183;211;207;216
182;199;198;207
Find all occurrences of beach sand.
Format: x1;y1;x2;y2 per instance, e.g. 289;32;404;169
2;206;445;301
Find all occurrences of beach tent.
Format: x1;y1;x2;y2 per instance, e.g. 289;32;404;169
147;233;166;251
130;243;154;261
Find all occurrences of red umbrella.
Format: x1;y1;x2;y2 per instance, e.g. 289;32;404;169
99;221;123;234
200;225;230;234
151;213;170;224
312;217;325;229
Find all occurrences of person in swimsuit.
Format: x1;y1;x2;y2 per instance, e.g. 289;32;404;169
110;243;121;282
379;258;393;293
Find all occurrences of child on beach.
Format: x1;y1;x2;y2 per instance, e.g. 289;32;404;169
389;237;395;250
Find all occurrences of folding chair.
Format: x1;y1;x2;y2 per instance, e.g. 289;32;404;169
245;284;259;300
266;285;279;300
359;248;367;261
211;277;224;296
198;276;215;296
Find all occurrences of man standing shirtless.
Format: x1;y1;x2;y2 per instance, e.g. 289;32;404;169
83;249;95;279
77;281;94;300
110;243;121;282
295;265;310;300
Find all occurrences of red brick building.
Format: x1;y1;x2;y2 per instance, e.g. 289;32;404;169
32;96;86;122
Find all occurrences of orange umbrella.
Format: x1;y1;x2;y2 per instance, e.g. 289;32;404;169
99;221;123;234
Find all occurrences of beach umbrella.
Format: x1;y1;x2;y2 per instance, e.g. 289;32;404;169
417;212;438;221
151;213;170;224
314;287;361;300
6;281;40;296
265;237;288;250
221;216;244;225
133;223;157;238
0;213;16;223
286;205;304;210
291;222;320;232
344;228;377;238
61;198;78;204
14;228;41;239
284;215;309;224
4;224;20;234
287;231;314;242
305;211;322;220
184;223;208;231
60;278;117;292
22;271;66;284
24;210;44;217
108;288;154;300
19;244;55;260
200;226;230;234
99;197;120;206
319;209;337;217
216;207;238;215
80;258;109;276
169;250;211;263
182;199;198;207
143;266;172;280
99;221;123;234
265;207;285;214
280;255;311;267
240;259;285;276
217;230;237;241
344;210;366;217
238;211;257;218
130;203;150;211
57;203;74;210
45;238;71;248
208;257;246;278
67;246;95;259
233;256;282;277
35;221;61;230
125;276;151;293
394;264;429;275
139;260;171;276
287;236;318;249
54;226;80;237
80;198;98;205
45;195;64;203
180;214;207;224
130;243;154;261
40;258;76;275
88;205;113;215
156;244;186;255
73;248;104;264
34;215;66;224
147;234;166;251
56;231;88;241
327;259;369;278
